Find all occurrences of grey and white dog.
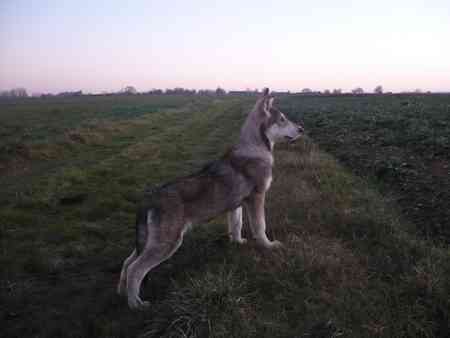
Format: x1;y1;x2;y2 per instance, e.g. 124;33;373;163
117;88;304;309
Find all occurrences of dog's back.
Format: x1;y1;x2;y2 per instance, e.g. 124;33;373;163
134;150;258;254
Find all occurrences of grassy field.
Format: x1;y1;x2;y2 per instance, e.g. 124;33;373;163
1;94;449;337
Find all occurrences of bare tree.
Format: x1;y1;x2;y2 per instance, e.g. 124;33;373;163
147;89;163;95
215;87;226;95
198;89;214;95
165;88;196;95
332;88;342;95
122;86;137;95
374;85;383;94
301;88;312;94
352;87;364;95
1;87;28;97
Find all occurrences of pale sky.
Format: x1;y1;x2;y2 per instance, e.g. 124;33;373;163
1;0;449;94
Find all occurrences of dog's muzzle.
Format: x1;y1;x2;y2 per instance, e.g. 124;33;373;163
287;125;304;143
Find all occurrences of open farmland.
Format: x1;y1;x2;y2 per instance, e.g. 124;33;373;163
280;94;450;243
1;94;449;337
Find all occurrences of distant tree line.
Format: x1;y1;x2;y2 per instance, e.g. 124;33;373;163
0;87;28;97
0;85;436;99
120;86;228;96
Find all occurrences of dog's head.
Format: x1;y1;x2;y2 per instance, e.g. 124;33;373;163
256;88;304;145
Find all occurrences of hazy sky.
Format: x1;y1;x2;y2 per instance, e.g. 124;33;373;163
1;0;449;93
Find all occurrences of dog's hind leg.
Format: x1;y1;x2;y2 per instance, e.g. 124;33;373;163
245;193;283;249
117;249;137;296
227;206;246;244
126;231;184;310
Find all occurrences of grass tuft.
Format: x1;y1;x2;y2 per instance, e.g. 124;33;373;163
142;268;255;338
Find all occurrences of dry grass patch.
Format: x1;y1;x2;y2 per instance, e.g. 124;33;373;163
286;233;368;290
65;130;106;145
122;142;162;161
0;142;66;177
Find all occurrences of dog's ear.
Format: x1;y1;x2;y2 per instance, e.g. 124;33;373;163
261;96;275;118
252;88;271;118
268;97;274;110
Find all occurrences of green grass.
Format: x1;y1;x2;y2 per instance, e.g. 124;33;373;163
1;94;449;337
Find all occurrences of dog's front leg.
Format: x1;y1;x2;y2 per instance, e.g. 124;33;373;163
227;206;247;244
245;192;283;249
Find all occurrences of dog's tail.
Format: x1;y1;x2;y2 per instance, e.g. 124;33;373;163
135;207;159;255
136;186;162;255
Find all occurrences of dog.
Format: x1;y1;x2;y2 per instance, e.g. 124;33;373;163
117;88;304;309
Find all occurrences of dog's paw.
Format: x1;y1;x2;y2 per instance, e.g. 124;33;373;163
128;296;151;310
270;240;284;249
261;240;284;249
230;237;247;245
117;281;126;296
138;301;151;310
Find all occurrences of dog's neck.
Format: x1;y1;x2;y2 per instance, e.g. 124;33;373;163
234;108;274;164
259;124;274;152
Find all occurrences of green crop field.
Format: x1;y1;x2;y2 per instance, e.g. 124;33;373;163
1;94;449;337
280;94;450;242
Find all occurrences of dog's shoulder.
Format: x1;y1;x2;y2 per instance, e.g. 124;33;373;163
225;147;271;172
224;147;272;192
196;158;226;177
